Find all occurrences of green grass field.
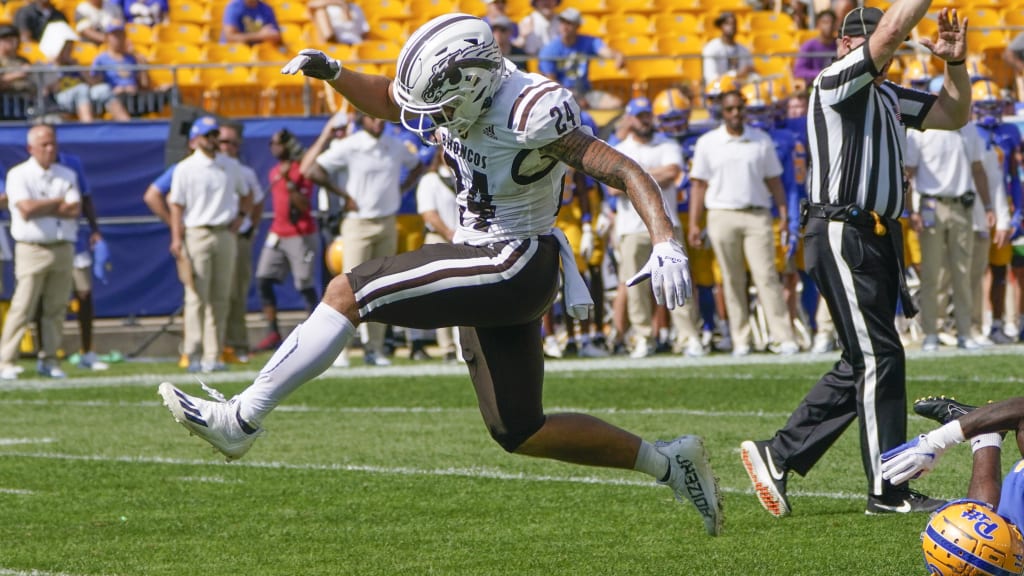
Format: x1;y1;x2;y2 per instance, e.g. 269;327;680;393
2;348;1023;575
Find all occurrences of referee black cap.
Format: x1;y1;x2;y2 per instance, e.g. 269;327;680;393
840;7;883;38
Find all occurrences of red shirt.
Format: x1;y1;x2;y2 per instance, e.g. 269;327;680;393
268;161;316;237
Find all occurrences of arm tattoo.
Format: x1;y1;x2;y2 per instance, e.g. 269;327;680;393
541;128;674;241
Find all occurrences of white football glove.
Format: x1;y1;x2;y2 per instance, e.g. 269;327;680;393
880;434;948;485
281;49;342;81
580;222;595;261
595;208;613;237
627;239;692;310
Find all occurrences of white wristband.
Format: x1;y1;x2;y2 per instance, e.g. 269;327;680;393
971;433;1003;453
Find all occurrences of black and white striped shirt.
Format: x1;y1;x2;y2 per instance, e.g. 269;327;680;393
807;43;937;219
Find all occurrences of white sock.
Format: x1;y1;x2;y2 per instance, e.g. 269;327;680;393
634;440;670;482
236;304;356;426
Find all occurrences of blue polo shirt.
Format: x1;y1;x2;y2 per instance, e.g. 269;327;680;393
91;52;140;89
538;35;607;94
152;163;176;194
221;0;279;40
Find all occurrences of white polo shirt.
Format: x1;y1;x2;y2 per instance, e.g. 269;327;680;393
690;125;782;211
315;129;419;219
906;123;982;198
613;133;683;237
168;150;248;228
5;156;81;243
416;170;459;233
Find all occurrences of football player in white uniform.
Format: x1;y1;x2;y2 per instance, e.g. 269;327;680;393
157;14;722;536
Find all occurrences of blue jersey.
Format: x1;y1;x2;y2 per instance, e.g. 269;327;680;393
674;129;707;213
998;459;1024;531
386;122;431;216
763;125;801;231
58;152;92;254
975;122;1023;230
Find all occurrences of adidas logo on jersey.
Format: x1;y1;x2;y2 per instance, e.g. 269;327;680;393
482;125;497;140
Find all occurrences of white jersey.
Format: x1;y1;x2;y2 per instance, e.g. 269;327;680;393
438;67;582;246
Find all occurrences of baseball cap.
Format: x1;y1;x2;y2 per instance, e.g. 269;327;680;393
0;24;18;39
329;111;349;129
189;116;220;139
839;7;883;38
558;7;581;25
626;97;653;116
489;15;513;29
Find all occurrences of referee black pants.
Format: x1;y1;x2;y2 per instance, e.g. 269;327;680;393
769;216;907;497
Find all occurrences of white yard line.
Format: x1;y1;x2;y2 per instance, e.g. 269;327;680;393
0;570;101;576
0;488;34;495
1;345;1021;392
0;438;57;446
0;450;863;502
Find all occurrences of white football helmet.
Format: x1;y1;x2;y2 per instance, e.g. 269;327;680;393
392;14;508;139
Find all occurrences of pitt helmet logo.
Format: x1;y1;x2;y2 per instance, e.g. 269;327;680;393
421;41;500;105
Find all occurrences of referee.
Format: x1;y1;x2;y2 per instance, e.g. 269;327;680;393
740;3;972;516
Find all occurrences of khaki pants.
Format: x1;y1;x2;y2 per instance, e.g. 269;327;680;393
706;209;794;349
225;233;253;351
617;229;699;346
424;231;457;354
918;199;973;337
183;227;237;365
0;242;74;364
341;215;397;355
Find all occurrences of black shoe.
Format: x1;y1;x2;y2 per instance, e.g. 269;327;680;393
913;396;976;425
654;340;672;354
611;342;629;356
865;489;945;515
563;341;578;357
740;439;790;517
443;351;458;363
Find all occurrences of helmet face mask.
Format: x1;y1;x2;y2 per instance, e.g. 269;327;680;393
393;14;508;141
972;80;1005;128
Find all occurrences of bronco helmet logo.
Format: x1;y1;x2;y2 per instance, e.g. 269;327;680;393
421;44;503;105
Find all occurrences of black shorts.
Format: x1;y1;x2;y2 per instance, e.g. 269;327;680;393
346;235;560;329
346;235;561;451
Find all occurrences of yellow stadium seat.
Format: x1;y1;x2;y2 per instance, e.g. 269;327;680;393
198;65;258;116
1004;10;1024;28
125;23;156;48
652;13;701;36
199;64;252;85
911;16;937;40
18;41;45;62
1;1;25;24
655;33;703;56
577;14;605;37
628;57;685;96
144;67;174;91
967;29;1007;51
750;32;797;56
70;42;98;64
205;42;253;63
345;62;380;76
173;68;205;107
700;0;752;12
752;55;789;77
251;42;291;63
355;40;401;64
965;0;1004;9
562;0;611;16
364;0;412;22
258;66;312;115
611;0;657;14
409;0;460;20
365;19;409;42
604;13;651;38
169;0;210;24
274;1;309;24
793;29;818;46
745;11;796;34
315;43;355;62
587;58;631;94
151;43;205;64
611;35;657;55
279;22;311;47
962;8;1002;28
654;0;700;12
505;0;530;19
156;22;207;44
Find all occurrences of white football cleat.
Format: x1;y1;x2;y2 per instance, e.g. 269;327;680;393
656;435;724;536
158;381;262;460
